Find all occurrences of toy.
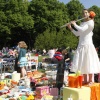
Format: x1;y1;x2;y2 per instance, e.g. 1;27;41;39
0;81;5;90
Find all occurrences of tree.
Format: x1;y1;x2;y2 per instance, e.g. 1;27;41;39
0;0;34;48
0;0;100;50
0;4;11;47
66;0;84;20
34;29;78;50
28;0;69;33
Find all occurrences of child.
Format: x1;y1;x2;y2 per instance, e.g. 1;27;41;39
18;41;28;77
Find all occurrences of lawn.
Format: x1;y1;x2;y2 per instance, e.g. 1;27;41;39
38;55;49;62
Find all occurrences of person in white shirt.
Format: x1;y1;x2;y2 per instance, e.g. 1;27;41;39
67;9;100;85
48;48;55;58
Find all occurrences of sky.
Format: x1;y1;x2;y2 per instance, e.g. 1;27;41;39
59;0;100;8
28;0;100;8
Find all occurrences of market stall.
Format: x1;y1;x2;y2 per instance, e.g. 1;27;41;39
26;56;38;71
0;60;100;100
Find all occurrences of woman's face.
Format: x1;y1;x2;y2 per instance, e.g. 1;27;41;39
82;10;90;18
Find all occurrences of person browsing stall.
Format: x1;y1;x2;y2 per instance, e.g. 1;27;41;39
18;41;28;77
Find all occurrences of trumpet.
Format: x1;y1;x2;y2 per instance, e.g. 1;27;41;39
60;16;87;28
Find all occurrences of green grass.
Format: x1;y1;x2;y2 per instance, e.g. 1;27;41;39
31;53;49;62
37;68;45;73
37;55;49;73
38;55;49;62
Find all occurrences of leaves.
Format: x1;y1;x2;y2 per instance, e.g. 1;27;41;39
0;0;100;49
34;29;78;50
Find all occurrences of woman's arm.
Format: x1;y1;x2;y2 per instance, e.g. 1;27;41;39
71;21;88;32
67;24;80;36
71;29;80;36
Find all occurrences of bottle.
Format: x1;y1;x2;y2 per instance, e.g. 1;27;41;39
25;77;30;88
67;94;73;100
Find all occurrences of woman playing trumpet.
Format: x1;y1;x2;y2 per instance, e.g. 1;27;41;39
67;9;100;85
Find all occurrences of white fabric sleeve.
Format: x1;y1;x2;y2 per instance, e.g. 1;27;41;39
71;29;80;36
74;24;88;32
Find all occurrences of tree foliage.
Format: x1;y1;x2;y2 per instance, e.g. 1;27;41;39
0;0;34;48
0;0;100;50
66;0;84;20
89;6;100;47
34;29;78;50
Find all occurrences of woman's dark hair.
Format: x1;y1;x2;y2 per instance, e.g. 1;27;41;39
57;48;62;52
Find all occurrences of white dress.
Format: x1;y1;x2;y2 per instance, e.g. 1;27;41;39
71;19;100;74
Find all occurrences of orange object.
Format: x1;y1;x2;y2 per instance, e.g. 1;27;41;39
11;80;18;85
0;82;5;90
84;83;100;100
78;75;83;88
35;95;42;99
32;71;39;75
68;76;79;88
27;72;33;77
89;11;96;18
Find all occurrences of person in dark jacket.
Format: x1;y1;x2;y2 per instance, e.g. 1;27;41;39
54;48;67;91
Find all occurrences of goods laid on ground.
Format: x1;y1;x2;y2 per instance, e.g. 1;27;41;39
0;66;100;100
0;70;59;100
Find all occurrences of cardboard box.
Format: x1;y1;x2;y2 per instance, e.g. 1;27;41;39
63;86;91;100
